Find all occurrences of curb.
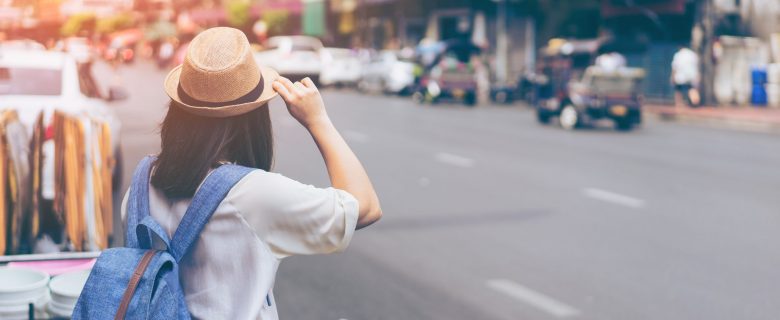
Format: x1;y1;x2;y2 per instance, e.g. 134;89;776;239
644;109;780;134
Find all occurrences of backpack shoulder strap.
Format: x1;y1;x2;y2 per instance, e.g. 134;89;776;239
125;155;156;249
168;164;255;262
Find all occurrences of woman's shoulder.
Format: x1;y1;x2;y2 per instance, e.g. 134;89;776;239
225;169;329;211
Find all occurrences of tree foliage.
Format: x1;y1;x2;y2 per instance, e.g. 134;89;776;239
96;13;136;34
60;13;96;37
226;0;251;28
262;10;290;36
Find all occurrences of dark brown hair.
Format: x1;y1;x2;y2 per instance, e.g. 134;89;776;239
151;101;273;199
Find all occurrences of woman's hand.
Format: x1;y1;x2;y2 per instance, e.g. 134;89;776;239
271;77;382;229
272;77;330;129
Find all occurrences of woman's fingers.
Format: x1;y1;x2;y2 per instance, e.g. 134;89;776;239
278;77;299;94
301;77;317;89
272;81;292;100
294;81;307;91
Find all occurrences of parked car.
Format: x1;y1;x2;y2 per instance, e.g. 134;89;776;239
0;39;46;51
254;36;323;83
358;50;416;94
0;49;126;188
537;66;645;130
320;48;362;87
412;40;481;106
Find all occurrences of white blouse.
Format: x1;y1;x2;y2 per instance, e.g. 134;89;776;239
121;169;359;320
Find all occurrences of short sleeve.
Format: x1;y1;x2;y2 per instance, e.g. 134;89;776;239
226;170;359;259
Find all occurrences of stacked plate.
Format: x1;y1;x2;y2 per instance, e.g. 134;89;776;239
0;267;50;320
48;269;90;318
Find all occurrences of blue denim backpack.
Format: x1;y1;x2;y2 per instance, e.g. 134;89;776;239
72;156;254;319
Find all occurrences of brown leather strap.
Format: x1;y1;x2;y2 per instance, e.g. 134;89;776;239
114;250;156;320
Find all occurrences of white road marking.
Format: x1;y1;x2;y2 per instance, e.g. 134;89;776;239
583;188;645;208
342;130;370;143
486;279;580;318
435;152;474;168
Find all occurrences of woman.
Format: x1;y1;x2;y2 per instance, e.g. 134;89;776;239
122;27;382;319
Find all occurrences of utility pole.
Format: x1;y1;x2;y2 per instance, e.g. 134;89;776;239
495;0;509;84
700;0;716;106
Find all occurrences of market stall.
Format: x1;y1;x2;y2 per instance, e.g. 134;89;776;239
0;109;115;319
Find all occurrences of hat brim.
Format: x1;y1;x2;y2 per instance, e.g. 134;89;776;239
163;64;280;118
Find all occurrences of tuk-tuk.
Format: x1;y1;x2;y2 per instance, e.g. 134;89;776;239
413;40;481;106
532;38;645;131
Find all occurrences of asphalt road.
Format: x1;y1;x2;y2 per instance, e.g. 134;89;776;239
100;61;780;320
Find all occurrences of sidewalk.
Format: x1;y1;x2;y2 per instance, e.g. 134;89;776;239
644;104;780;134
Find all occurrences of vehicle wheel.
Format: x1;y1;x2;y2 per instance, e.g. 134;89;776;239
412;91;425;104
464;92;477;107
494;91;508;104
559;104;581;130
536;110;551;124
615;118;633;131
112;146;124;192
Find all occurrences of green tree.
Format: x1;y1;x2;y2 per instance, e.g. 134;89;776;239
226;0;251;28
96;13;136;34
60;13;96;37
263;10;289;36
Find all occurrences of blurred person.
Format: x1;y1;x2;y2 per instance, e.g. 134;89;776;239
122;27;382;319
157;39;175;69
672;46;701;108
595;51;626;71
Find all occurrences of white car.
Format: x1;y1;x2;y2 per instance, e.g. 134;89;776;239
254;36;323;82
0;49;125;189
358;50;416;94
319;48;362;86
55;37;93;63
0;39;46;51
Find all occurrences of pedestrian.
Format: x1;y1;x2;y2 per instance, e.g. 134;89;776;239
595;51;626;72
672;46;701;108
125;27;382;319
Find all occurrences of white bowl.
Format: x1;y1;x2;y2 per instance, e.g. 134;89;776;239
0;291;48;320
47;300;73;318
0;267;50;305
48;299;75;313
49;269;90;308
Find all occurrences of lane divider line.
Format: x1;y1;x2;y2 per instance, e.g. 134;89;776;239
582;188;645;208
435;152;475;168
342;130;370;143
486;279;580;318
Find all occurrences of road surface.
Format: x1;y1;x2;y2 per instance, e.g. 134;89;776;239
101;61;780;320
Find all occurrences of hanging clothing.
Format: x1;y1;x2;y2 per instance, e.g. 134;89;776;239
98;122;113;246
0;119;7;255
1;110;31;254
56;113;87;251
30;112;44;238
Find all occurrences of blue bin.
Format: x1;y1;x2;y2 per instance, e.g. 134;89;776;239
752;67;768;85
752;84;767;106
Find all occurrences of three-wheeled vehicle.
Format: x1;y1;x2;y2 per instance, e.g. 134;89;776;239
533;39;645;131
413;40;481;106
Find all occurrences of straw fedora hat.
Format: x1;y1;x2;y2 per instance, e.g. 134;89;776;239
164;27;279;118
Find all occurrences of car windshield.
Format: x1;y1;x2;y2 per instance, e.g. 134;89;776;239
0;67;62;96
